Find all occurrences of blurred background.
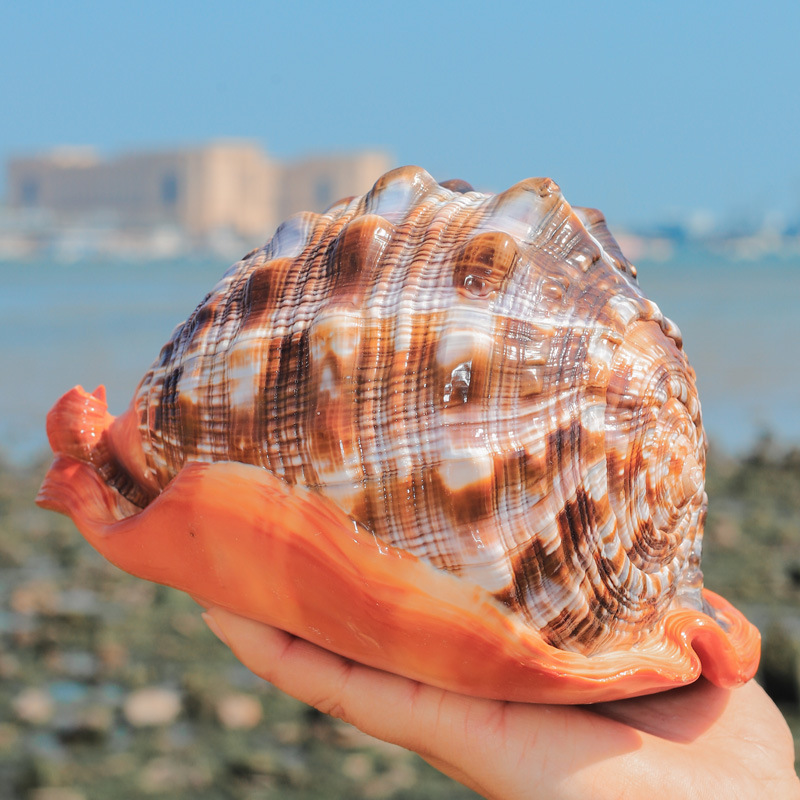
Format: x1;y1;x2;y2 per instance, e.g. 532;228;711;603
1;1;799;797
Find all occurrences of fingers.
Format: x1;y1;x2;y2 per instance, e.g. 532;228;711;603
199;608;643;800
202;608;511;797
200;608;800;800
202;607;451;752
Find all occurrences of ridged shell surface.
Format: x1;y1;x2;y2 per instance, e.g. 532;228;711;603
125;166;708;656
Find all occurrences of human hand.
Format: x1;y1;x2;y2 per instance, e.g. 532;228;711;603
201;607;800;800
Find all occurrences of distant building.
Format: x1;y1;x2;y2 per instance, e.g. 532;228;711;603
6;142;393;246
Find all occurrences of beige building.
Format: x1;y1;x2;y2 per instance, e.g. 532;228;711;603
7;142;393;243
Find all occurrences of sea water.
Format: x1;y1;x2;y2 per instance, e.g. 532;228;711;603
2;250;798;462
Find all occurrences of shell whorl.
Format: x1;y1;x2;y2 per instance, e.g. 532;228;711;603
131;166;708;655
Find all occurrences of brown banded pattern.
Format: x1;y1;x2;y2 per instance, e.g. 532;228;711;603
130;166;708;656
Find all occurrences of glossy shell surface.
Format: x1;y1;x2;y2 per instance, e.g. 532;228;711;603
37;166;760;702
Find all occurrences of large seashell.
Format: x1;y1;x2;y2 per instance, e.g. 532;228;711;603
37;166;759;703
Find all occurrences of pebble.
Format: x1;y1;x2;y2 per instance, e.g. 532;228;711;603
272;720;303;744
12;687;54;725
0;722;20;750
0;651;21;678
54;588;102;617
29;790;87;800
49;681;88;704
54;650;98;679
362;761;418;799
10;579;58;615
138;756;212;793
53;704;113;741
341;752;374;781
215;692;262;730
170;611;203;637
95;640;128;672
123;687;182;727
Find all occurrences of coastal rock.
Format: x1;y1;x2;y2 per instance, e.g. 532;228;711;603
10;579;58;615
12;687;54;725
214;692;262;730
138;756;212;793
122;687;181;727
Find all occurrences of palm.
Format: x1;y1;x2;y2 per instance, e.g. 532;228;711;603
202;607;800;800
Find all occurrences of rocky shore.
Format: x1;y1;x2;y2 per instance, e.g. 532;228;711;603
1;443;798;798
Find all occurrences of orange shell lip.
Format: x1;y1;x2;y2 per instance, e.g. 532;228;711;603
36;386;761;704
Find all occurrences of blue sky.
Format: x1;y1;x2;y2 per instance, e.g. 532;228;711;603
3;1;799;226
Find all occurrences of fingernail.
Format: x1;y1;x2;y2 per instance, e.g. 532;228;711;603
202;611;230;646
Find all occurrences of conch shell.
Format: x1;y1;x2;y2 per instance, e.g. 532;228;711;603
37;166;759;703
